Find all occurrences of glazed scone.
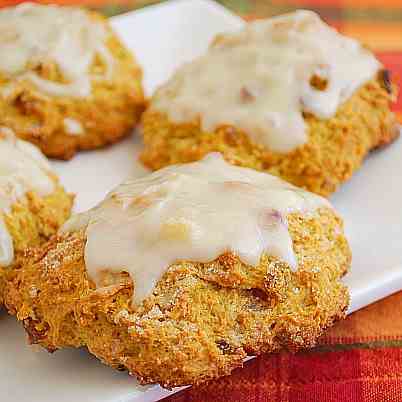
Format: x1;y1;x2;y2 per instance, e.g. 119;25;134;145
141;10;398;196
0;127;73;306
5;153;350;387
0;3;145;160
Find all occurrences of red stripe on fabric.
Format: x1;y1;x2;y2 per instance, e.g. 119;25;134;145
288;350;362;385
289;383;363;402
360;348;402;401
360;347;402;378
164;351;362;402
166;357;276;402
288;350;363;402
163;348;402;402
362;382;402;402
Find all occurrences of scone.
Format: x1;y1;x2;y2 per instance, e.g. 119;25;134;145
141;10;398;196
5;153;350;388
0;127;73;306
0;3;145;160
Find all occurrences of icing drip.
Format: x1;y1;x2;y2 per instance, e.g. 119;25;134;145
63;118;84;136
152;10;380;153
62;153;329;305
0;127;55;266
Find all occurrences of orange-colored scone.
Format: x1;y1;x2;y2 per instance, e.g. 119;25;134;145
140;10;398;197
0;4;145;160
5;155;350;388
141;75;397;197
0;185;73;306
5;210;350;387
0;131;73;306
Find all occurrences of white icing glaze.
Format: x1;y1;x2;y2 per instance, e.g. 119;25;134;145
63;118;84;136
0;217;13;267
62;153;329;305
0;127;55;266
152;10;381;153
0;3;113;98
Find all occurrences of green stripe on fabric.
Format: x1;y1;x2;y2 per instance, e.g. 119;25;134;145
219;0;252;13
92;0;164;17
215;0;402;21
342;8;402;23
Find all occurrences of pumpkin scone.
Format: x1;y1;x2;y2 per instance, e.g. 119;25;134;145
5;153;350;388
141;10;398;196
0;3;145;160
0;127;73;306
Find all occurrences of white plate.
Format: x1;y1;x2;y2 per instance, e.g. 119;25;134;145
1;1;401;401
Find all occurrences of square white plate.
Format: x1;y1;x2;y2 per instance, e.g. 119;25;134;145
1;1;401;401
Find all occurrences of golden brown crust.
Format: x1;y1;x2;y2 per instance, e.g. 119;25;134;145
5;207;350;387
0;184;73;305
0;11;145;160
140;76;398;196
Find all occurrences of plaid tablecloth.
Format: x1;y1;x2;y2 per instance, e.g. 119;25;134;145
2;0;402;400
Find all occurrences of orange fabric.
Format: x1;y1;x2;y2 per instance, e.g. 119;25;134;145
340;23;402;51
322;292;402;344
